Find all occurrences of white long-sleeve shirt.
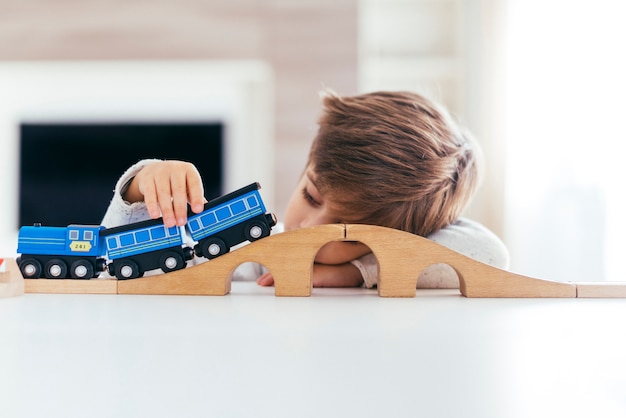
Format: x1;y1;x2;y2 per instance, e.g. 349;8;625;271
101;160;510;288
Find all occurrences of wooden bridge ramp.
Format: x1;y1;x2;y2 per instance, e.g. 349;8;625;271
4;224;626;298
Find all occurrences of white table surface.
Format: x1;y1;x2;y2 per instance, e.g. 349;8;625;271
2;282;626;418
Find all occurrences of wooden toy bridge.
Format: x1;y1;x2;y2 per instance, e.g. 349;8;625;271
2;224;626;298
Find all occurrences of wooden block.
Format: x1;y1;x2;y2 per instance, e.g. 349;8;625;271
0;258;25;298
24;278;118;294
345;224;577;298
263;223;346;296
576;282;626;298
118;224;346;297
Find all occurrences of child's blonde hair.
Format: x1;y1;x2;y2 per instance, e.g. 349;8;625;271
309;90;482;237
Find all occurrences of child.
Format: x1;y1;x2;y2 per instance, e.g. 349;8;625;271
101;89;509;288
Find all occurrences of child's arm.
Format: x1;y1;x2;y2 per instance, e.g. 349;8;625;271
257;262;365;288
311;263;364;287
313;241;371;265
309;241;370;286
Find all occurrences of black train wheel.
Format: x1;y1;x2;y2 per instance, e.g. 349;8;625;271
19;257;42;279
114;259;141;280
200;237;228;260
244;220;270;242
159;251;185;273
44;259;68;279
70;260;95;279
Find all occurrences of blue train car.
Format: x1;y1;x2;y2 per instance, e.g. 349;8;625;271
101;219;193;280
187;182;276;259
16;224;107;279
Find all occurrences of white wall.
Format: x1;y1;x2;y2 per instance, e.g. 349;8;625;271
503;0;626;281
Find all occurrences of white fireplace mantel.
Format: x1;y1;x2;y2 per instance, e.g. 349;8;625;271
0;60;274;257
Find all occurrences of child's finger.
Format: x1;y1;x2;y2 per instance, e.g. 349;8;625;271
140;179;161;220
256;272;275;286
186;169;205;214
170;172;190;226
155;181;176;228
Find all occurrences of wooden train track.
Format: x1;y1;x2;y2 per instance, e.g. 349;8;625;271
3;224;626;298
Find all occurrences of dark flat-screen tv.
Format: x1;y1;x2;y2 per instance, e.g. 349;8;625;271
19;122;223;227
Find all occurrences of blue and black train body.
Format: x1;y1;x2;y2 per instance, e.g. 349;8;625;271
187;182;275;259
17;182;277;280
17;224;108;279
100;219;192;280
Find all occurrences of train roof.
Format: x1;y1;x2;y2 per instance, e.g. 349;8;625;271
20;223;104;229
190;182;262;215
100;216;171;236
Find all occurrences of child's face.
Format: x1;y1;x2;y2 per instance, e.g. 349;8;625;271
283;165;341;231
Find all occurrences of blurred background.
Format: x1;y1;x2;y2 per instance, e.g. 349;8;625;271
1;0;624;282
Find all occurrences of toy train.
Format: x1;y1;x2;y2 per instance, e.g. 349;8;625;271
16;182;277;280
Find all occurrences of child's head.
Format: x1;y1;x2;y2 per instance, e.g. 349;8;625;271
284;89;482;237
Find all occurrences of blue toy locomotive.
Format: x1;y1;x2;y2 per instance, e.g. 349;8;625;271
17;183;277;280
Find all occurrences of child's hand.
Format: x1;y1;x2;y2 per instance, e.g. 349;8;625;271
256;263;364;288
123;161;206;227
